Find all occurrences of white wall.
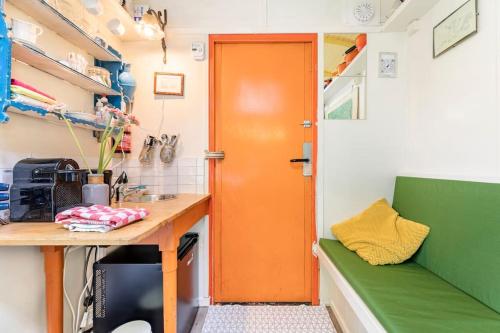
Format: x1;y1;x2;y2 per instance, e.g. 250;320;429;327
403;0;500;181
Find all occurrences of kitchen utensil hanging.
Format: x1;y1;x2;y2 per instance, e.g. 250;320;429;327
139;135;159;165
160;134;179;164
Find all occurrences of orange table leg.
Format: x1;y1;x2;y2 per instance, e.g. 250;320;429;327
41;246;64;333
162;248;178;333
159;224;179;333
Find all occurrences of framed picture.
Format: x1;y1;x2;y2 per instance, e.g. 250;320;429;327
433;0;478;58
154;72;185;96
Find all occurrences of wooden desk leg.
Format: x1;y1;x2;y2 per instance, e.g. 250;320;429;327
41;246;64;333
162;248;178;333
159;224;179;333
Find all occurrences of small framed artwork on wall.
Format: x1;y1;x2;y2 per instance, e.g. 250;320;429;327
433;0;478;58
154;72;185;96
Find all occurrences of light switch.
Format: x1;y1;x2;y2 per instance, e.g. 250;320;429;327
192;42;205;61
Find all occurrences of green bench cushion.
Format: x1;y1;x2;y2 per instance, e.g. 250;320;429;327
320;239;500;333
393;177;500;312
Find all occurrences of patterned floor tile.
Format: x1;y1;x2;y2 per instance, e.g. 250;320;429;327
201;305;336;333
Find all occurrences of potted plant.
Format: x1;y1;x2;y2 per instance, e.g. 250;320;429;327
62;106;139;205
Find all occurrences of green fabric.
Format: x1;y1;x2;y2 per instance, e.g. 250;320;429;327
320;239;500;333
393;177;500;313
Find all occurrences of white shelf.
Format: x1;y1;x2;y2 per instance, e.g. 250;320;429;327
8;0;121;61
324;47;367;103
383;0;437;32
102;1;144;42
12;41;121;96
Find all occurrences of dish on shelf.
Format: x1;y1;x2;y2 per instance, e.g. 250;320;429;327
87;66;111;87
11;18;44;46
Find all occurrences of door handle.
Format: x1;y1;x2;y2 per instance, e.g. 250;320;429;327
290;158;310;163
187;253;194;266
205;150;225;160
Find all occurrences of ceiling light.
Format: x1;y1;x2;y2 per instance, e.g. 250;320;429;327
135;9;168;64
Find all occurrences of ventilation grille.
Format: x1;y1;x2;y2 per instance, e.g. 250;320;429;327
53;183;82;209
94;268;106;319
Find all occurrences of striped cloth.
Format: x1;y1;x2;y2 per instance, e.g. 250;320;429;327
55;205;149;233
11;85;57;105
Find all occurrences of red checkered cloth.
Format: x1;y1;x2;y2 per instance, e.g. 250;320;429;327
55;205;149;232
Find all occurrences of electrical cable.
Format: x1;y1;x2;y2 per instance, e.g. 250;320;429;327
63;246;84;333
156;98;166;138
76;246;100;333
75;270;94;333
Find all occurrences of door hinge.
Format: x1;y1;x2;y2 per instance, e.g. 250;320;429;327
312;241;319;258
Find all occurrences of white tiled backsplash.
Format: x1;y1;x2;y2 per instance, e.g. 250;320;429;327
0;151;207;196
112;156;207;195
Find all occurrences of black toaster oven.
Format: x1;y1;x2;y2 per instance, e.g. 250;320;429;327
9;158;83;222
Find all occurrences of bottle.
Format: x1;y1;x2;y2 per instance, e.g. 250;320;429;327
95;99;105;123
83;174;110;206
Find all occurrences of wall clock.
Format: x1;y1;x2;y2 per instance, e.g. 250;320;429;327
344;0;380;26
379;52;398;78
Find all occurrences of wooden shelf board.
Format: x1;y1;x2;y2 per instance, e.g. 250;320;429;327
7;0;121;61
383;0;437;32
324;47;367;102
12;42;121;96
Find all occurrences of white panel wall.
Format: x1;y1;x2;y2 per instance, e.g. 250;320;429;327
403;0;500;181
322;32;408;238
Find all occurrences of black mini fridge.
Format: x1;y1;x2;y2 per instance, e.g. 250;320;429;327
93;233;199;333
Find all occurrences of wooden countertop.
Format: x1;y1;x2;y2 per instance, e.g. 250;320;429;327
0;194;210;246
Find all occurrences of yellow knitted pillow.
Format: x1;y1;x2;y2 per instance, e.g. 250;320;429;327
331;199;430;265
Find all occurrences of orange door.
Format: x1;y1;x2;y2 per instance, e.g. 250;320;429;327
210;34;317;303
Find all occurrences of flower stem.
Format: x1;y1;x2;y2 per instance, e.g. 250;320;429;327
61;114;92;173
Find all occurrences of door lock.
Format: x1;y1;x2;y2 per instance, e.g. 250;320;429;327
290;143;312;177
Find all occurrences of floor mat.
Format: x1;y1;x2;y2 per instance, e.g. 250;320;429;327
201;305;336;333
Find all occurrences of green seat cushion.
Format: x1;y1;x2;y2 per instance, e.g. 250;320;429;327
393;177;500;312
320;239;500;333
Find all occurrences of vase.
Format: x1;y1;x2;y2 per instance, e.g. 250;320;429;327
83;174;110;206
119;63;137;103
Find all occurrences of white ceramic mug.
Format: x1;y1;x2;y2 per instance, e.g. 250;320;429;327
11;18;43;45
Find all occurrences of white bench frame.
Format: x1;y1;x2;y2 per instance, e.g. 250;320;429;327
318;247;386;333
